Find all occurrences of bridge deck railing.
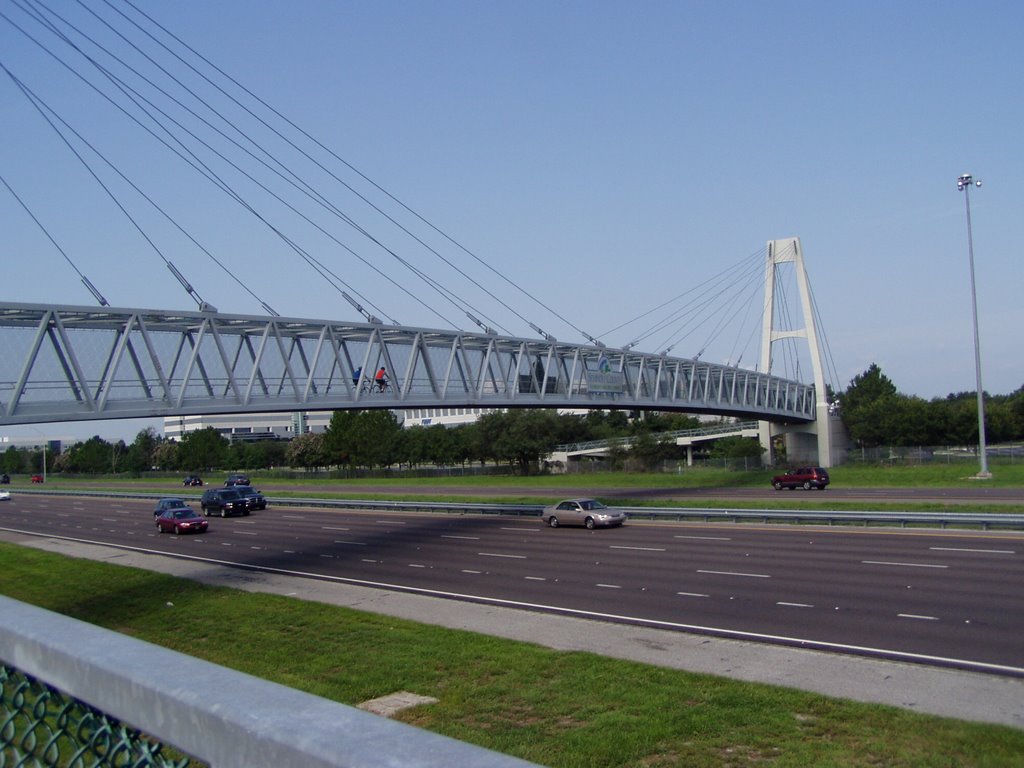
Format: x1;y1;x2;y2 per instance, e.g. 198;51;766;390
0;302;816;426
0;595;538;768
553;420;761;453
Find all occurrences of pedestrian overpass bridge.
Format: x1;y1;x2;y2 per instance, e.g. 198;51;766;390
550;420;761;465
0;303;815;428
0;239;842;465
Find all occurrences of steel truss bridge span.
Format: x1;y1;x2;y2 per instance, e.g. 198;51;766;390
0;302;816;427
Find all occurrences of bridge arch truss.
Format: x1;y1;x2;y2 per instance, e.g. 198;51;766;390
0;303;816;427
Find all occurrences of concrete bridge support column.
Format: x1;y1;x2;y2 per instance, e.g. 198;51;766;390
759;237;836;468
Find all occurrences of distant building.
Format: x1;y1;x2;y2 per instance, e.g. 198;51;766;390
163;407;497;441
163;412;331;442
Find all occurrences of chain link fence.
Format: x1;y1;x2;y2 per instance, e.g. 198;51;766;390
1;665;193;767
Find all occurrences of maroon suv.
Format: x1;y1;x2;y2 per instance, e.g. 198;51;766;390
771;467;829;490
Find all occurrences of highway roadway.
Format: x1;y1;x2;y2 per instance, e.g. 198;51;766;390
1;494;1022;676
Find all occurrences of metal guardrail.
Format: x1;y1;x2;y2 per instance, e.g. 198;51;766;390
0;595;539;768
13;488;1024;530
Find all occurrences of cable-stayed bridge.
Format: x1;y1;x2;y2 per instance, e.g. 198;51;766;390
0;238;841;465
1;5;843;464
0;301;814;426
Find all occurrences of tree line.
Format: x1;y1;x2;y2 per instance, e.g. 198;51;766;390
837;364;1024;448
3;363;1021;476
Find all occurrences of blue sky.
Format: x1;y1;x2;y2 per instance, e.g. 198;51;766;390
1;0;1021;441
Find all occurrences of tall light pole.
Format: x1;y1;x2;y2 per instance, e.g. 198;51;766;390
956;172;991;479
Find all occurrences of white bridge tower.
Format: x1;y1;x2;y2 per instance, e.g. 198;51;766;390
758;237;841;467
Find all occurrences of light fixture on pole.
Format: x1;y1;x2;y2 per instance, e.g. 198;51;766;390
956;172;991;479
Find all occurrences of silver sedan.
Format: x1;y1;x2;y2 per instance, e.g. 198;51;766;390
542;498;626;529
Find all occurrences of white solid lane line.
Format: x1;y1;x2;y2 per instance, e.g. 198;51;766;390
478;552;526;559
697;569;770;578
862;561;948;569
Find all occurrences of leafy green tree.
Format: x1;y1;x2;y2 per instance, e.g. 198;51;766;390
476;409;561;475
2;446;22;474
61;436;114;473
709;436;764;459
324;410;359;467
628;431;678;470
286;432;328;469
840;363;897;412
124;427;159;473
348;410;403;468
177;428;228;472
839;364;901;447
152;441;179;471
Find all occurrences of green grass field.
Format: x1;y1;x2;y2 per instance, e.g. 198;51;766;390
3;509;1024;767
16;461;1024;513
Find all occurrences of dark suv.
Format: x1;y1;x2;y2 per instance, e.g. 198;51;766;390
224;473;250;487
232;485;267;511
771;467;830;490
200;487;249;517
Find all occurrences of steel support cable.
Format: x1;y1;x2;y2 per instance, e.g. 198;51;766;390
3;4;400;324
112;0;593;342
40;0;493;333
654;259;764;359
771;268;802;381
0;62;214;311
2;4;281;313
640;254;764;353
723;270;766;367
623;265;752;349
598;248;765;342
94;0;515;336
808;281;841;394
0;171;109;306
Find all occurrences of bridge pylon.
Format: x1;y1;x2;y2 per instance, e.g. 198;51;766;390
758;237;838;468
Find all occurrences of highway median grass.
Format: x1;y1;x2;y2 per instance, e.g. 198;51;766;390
14;462;1024;514
1;542;1022;767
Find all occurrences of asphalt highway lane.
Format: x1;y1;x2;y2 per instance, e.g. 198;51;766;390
2;494;1022;675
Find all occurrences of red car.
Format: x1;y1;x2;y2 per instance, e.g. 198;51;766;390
771;466;830;490
155;507;209;535
30;474;44;483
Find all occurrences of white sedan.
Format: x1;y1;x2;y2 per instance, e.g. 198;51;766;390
0;490;11;501
541;498;626;529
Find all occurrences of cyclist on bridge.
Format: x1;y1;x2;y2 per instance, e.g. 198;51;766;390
375;367;389;392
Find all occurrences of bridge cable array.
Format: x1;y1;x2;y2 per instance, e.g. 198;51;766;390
1;0;830;379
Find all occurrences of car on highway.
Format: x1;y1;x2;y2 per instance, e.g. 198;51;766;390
0;489;10;501
232;485;267;511
771;466;830;490
182;474;204;486
224;473;250;487
30;474;44;483
1;473;9;484
200;487;249;517
155;507;209;535
542;498;626;529
153;497;192;518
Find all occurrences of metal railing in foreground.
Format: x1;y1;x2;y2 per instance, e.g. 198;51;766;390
0;595;539;768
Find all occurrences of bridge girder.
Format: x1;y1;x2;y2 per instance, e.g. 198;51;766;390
0;303;816;427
